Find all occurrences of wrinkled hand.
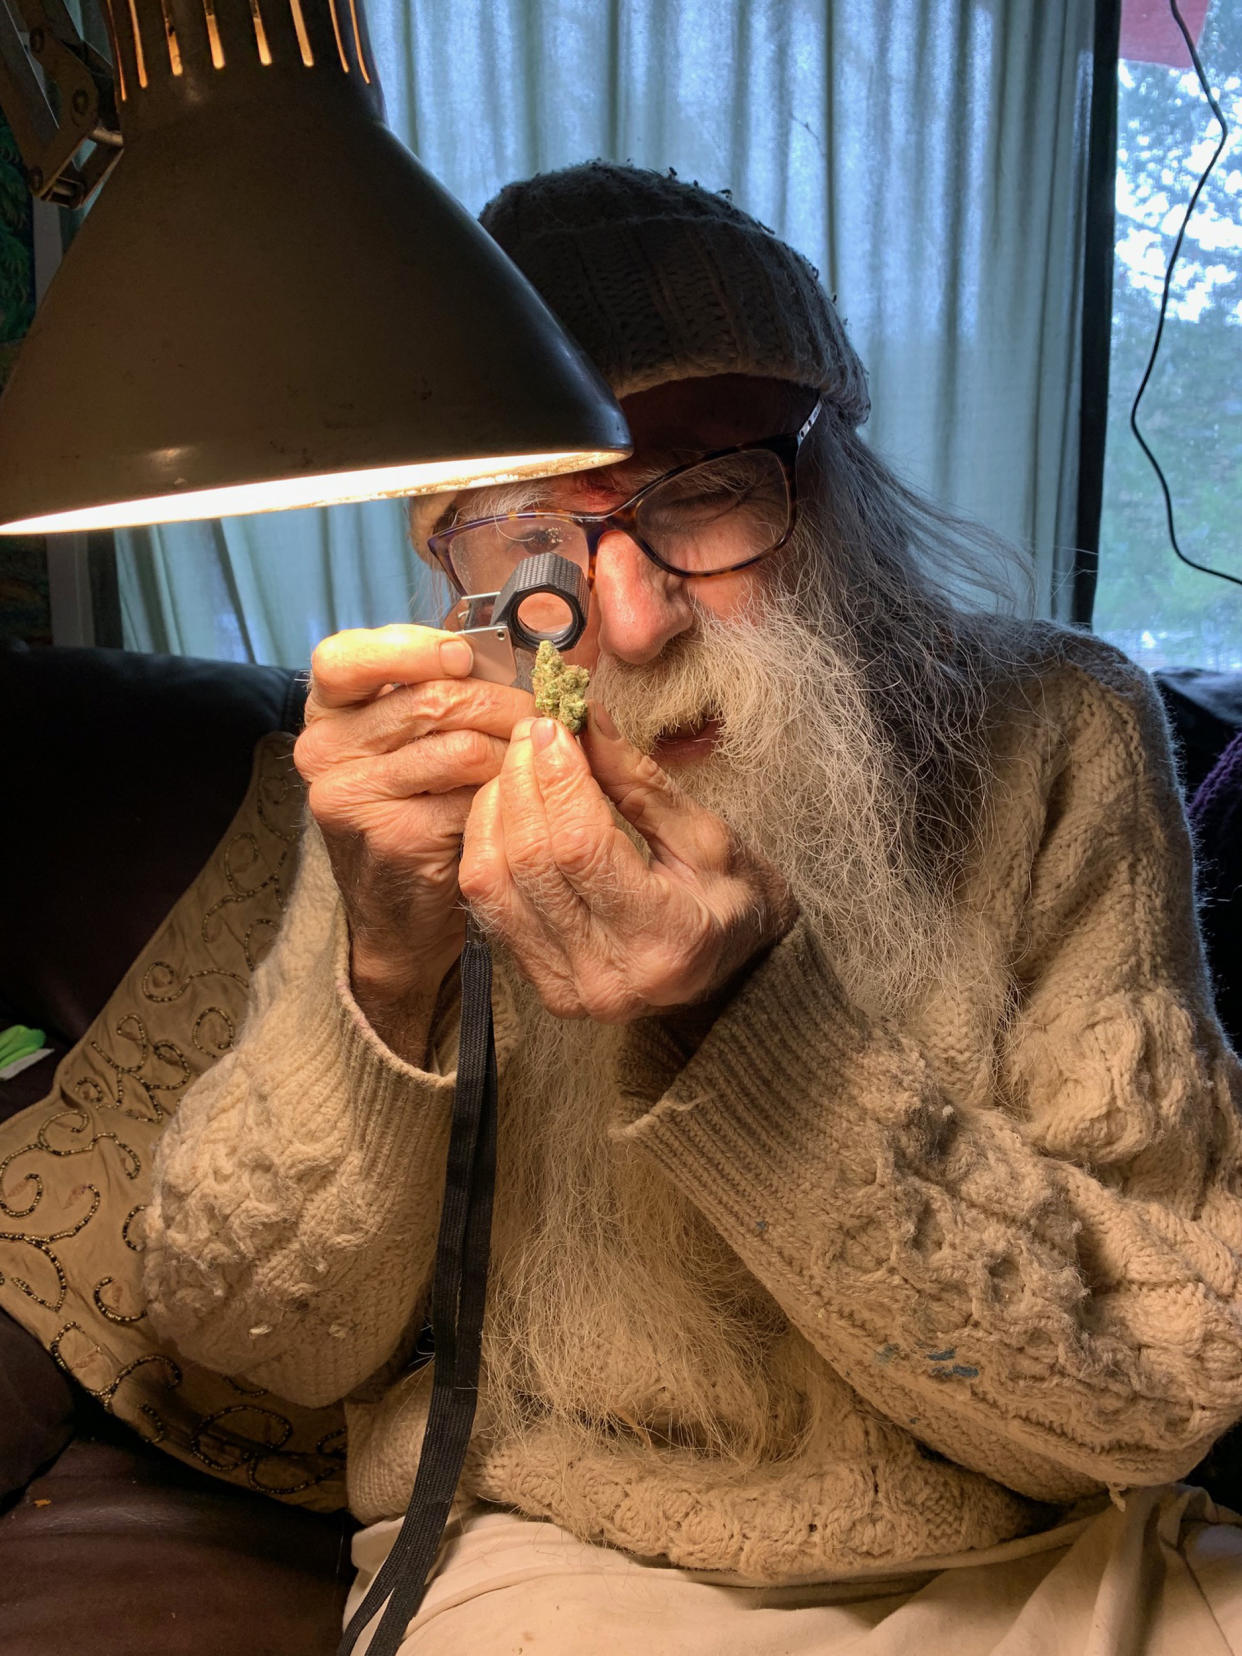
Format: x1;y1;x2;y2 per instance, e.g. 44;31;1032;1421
459;706;798;1021
294;625;533;1044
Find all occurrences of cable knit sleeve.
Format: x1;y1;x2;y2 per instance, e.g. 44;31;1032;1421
613;643;1242;1503
144;818;480;1409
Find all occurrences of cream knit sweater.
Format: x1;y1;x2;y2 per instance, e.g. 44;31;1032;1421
145;628;1242;1584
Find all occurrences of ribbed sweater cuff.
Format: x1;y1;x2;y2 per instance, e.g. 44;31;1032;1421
322;908;520;1196
328;958;457;1191
246;814;462;1202
612;921;887;1231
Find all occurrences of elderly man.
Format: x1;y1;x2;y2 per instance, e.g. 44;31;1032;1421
144;163;1242;1653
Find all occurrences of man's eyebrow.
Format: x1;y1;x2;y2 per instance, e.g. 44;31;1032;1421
564;447;706;496
452;448;708;523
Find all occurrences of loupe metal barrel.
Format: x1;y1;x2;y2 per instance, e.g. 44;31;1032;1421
491;552;590;652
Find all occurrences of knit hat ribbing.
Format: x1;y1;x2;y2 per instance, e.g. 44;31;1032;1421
480;161;870;424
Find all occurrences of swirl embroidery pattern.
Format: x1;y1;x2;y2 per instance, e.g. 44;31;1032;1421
0;734;347;1512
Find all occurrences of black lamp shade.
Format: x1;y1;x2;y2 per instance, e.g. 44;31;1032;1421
0;0;629;532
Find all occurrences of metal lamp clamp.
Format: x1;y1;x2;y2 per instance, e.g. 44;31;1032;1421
0;0;120;206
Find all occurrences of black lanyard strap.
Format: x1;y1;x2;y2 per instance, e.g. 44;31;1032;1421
338;912;498;1656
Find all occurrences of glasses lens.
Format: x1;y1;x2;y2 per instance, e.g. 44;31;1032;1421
441;516;589;596
635;450;791;574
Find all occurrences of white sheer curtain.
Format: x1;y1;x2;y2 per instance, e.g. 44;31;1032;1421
119;0;1096;667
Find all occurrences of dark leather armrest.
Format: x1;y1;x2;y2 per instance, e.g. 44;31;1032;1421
1;640;306;1046
0;1308;75;1506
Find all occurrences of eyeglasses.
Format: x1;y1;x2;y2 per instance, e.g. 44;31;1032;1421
428;398;822;598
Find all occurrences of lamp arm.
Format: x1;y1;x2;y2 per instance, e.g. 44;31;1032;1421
0;0;119;208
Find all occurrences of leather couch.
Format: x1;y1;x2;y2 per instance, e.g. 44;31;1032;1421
0;637;1239;1655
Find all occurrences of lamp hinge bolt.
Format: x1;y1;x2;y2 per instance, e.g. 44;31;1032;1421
26;166;44;192
28;26;45;53
72;89;90;116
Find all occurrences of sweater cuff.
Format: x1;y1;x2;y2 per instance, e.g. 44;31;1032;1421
324;893;522;1193
329;956;457;1189
610;919;910;1235
260;817;460;1195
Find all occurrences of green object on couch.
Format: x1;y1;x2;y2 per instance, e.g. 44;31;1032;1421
0;1025;45;1071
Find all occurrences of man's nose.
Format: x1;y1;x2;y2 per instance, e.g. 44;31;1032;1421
590;530;694;665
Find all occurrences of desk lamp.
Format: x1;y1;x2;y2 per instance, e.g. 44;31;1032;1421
0;0;630;533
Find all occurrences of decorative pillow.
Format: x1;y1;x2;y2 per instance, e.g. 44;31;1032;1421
0;733;347;1512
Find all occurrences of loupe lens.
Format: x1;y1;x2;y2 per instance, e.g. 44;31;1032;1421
514;589;575;639
491;551;590;654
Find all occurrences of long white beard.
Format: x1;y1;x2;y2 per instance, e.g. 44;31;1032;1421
483;967;814;1471
476;540;1005;1473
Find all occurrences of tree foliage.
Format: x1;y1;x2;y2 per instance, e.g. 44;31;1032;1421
1093;0;1242;671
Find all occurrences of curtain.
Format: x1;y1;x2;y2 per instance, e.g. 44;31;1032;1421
119;0;1097;667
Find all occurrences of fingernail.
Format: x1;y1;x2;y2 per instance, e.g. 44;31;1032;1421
532;718;558;752
439;638;474;676
590;703;620;739
511;718;534;743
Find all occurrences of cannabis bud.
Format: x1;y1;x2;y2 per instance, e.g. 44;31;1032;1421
532;640;590;734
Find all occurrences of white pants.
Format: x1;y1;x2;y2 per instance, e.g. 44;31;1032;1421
345;1484;1242;1655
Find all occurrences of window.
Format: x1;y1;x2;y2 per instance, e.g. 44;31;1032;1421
1093;0;1242;672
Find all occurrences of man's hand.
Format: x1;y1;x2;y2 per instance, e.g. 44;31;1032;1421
459;705;798;1021
294;625;534;1050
